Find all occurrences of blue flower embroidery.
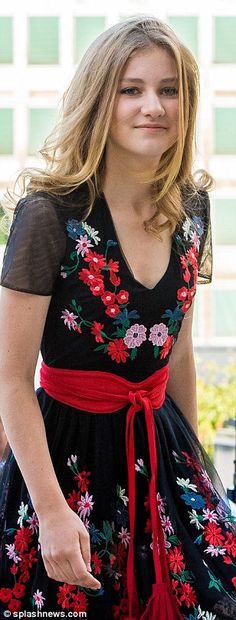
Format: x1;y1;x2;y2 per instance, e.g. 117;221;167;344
180;492;206;509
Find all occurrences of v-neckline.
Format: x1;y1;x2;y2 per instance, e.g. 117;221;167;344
100;193;174;292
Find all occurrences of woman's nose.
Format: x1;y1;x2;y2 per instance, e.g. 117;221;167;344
141;93;165;117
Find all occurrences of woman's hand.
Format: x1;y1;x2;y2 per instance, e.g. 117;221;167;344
38;503;102;589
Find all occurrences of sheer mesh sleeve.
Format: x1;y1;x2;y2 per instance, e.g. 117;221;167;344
196;191;213;284
0;193;66;295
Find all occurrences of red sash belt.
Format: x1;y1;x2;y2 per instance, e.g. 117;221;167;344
40;362;182;620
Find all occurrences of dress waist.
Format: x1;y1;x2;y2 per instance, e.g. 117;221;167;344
39;362;181;620
39;363;168;413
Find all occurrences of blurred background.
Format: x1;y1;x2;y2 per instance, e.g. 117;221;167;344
0;0;235;492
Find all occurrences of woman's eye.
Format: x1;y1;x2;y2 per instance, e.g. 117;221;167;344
161;87;178;96
120;87;139;95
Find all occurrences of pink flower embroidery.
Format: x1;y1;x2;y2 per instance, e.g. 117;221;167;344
77;491;94;520
149;323;168;346
124;324;147;348
33;589;46;610
61;310;78;331
75;234;94;257
118;527;131;548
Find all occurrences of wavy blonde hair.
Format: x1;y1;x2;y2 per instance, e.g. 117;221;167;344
3;14;213;236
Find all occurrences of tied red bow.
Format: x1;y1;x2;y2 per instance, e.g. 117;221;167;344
125;389;182;620
40;362;182;619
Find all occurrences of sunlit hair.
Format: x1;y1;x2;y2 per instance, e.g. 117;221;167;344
3;15;213;236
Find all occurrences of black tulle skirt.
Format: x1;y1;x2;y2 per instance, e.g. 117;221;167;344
0;389;236;619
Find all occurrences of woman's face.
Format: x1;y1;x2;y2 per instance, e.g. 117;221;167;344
106;46;179;165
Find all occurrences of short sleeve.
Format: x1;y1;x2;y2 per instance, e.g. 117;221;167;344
196;191;213;284
0;193;66;295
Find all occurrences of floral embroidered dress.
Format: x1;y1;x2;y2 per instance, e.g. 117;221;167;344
0;186;236;620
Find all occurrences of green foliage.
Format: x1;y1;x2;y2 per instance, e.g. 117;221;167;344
197;359;236;457
0;211;9;244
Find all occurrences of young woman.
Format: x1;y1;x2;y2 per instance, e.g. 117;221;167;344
0;15;235;620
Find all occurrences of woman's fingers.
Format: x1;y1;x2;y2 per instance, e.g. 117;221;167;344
42;548;101;588
68;548;101;589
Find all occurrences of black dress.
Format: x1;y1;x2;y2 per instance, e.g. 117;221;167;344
0;187;235;619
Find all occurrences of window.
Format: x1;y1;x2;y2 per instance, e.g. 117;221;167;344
0;16;13;63
214;108;236;155
28;17;59;64
212;199;236;245
28;108;56;155
74;16;105;61
213;290;236;337
0;109;13;154
167;16;198;57
214;16;236;63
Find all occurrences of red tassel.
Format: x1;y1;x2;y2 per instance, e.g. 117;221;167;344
140;583;183;620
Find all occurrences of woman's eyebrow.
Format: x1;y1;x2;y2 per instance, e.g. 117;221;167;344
119;77;178;83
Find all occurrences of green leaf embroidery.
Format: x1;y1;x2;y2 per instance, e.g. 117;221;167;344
130;347;138;360
153;346;159;359
70;251;78;260
94;344;108;352
99;520;113;543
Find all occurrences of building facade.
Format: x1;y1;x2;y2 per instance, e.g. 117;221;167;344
0;0;236;355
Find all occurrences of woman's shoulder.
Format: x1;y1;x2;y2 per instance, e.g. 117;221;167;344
12;185;88;226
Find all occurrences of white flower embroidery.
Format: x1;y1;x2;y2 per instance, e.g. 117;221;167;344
5;543;21;563
176;477;198;492
82;222;101;245
197;607;216;620
117;485;129;506
205;545;226;557
17;502;28;527
182;217;192;240
188;509;204;530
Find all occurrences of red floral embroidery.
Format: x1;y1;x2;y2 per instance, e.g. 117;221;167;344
179;582;197;608
57;584;77;610
84;250;106;272
12;583;26;599
105;304;120;318
160;335;174;359
224;532;236;557
101;291;116;305
182;300;192;314
8;599;22;612
177;286;188;301
167;546;185;574
204;523;225;546
67;489;81;511
14;527;33;554
107;339;129;363
91;551;103;575
70;590;88;612
0;588;12;602
116;290;129;304
75;469;91;493
90;280;105;296
91;321;104;343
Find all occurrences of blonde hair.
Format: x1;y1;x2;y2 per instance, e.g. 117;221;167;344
3;15;213;236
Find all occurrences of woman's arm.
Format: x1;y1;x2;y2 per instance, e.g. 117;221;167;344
0;287;101;589
166;301;198;435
